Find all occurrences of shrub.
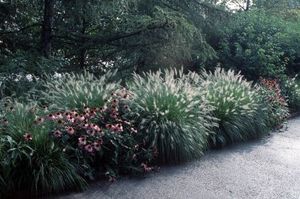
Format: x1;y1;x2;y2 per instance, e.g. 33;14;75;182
0;102;87;197
199;68;268;147
39;89;155;180
218;10;287;80
0;50;67;99
280;76;300;112
259;78;290;127
127;69;215;164
41;70;119;110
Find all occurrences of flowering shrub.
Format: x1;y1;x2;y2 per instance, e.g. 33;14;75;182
199;68;268;147
281;76;300;112
259;78;289;128
0;102;86;197
41;70;119;110
39;88;155;180
128;69;216;164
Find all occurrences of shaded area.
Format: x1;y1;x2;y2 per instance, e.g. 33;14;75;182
57;117;300;199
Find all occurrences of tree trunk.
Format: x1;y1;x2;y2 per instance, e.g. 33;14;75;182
41;0;54;58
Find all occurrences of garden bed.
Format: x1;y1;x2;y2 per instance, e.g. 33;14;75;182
0;68;299;198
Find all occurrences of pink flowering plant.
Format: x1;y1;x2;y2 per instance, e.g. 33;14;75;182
259;78;289;128
0;101;86;197
38;88;156;180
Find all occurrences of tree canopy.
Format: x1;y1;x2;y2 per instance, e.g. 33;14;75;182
0;0;300;97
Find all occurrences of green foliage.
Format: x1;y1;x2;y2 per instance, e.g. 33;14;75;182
0;102;87;197
1;0;300;196
259;78;290;127
128;69;216;164
41;71;119;110
218;10;287;79
40;91;155;180
280;76;300;112
199;68;268;147
0;139;5;197
0;51;67;99
254;0;300;10
0;0;224;75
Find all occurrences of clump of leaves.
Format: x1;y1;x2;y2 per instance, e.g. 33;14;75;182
280;76;300;112
0;102;87;197
259;78;289;128
128;69;215;164
41;70;119;110
199;68;268;148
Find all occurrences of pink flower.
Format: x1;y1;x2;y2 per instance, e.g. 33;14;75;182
92;124;101;132
23;133;33;141
55;112;63;119
78;115;85;121
35;117;45;124
93;141;102;151
48;114;57;120
67;117;75;123
105;124;113;129
112;99;118;105
110;112;118;119
66;114;72;119
71;110;78;115
85;144;93;153
53;130;62;138
84;111;90;118
84;106;90;112
89;110;96;117
82;123;90;129
78;136;87;146
66;127;75;135
114;124;123;132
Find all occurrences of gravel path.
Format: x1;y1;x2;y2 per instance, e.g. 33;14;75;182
57;117;300;199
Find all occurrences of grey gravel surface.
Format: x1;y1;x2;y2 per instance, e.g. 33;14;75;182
57;117;300;199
